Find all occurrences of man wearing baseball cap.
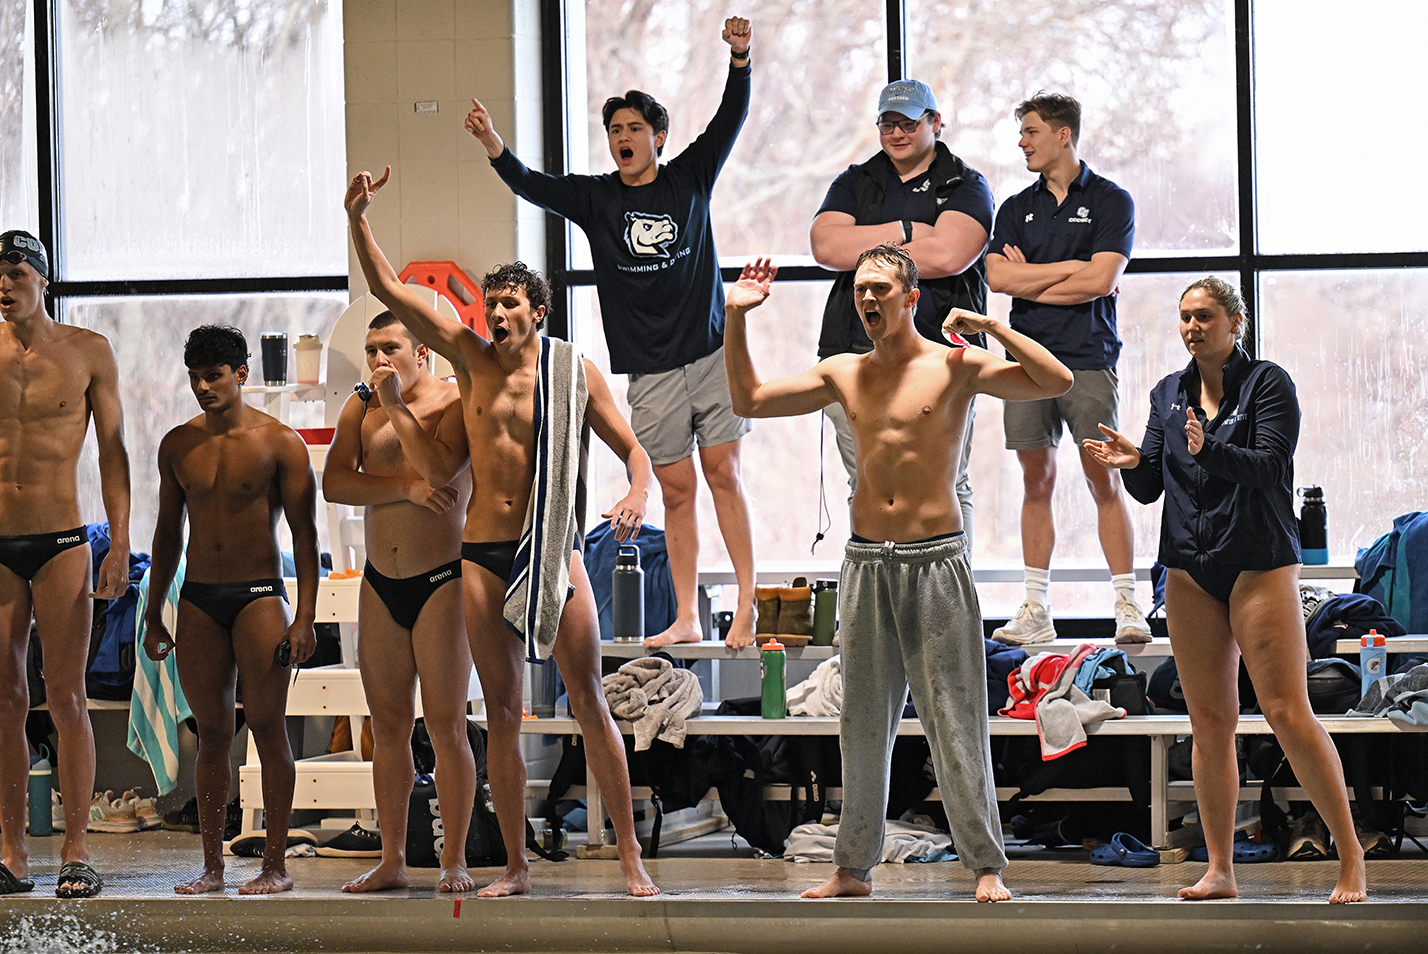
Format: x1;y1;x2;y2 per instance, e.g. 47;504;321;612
810;80;995;543
0;229;132;898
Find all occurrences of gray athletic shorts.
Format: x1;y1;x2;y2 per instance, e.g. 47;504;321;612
1004;368;1119;449
627;347;752;466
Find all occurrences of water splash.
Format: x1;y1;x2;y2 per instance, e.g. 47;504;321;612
0;915;126;954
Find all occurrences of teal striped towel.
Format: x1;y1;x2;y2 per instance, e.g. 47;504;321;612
127;560;191;795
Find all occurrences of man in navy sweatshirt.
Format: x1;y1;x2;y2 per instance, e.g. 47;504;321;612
465;17;757;650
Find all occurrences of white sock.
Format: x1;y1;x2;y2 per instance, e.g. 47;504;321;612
1025;566;1050;609
1111;573;1137;605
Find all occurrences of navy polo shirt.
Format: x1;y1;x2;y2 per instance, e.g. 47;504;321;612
817;163;994;233
817;157;993;351
989;162;1134;370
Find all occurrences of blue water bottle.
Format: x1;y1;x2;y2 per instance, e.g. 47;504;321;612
1360;629;1387;699
28;747;52;836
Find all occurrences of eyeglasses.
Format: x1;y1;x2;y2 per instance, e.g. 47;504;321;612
876;117;925;136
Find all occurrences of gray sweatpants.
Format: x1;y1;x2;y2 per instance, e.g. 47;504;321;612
835;534;1007;878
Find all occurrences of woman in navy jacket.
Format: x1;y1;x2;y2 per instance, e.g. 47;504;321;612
1084;278;1365;903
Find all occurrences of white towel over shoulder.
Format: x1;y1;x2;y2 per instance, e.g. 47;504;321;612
503;337;587;662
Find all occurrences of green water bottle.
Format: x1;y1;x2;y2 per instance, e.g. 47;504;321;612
761;638;786;719
812;579;838;646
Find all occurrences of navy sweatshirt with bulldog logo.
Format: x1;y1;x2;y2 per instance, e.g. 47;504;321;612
490;63;749;375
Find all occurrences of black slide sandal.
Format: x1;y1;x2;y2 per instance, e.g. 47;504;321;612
55;860;102;898
0;861;35;894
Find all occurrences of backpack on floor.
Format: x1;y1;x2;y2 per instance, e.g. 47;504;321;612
406;718;566;868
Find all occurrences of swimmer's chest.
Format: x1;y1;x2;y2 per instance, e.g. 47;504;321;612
0;338;90;424
844;360;959;435
462;371;537;452
360;402;446;473
177;430;280;503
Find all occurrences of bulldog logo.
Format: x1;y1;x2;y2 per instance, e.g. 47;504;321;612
624;212;677;257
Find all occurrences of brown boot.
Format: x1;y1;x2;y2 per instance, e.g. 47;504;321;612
777;576;814;643
756;585;782;639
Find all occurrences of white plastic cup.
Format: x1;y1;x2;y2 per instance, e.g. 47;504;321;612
294;334;323;385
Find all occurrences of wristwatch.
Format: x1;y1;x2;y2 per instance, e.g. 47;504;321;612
901;220;914;244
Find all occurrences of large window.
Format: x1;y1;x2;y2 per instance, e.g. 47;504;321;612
550;0;1428;617
18;0;348;544
68;294;346;547
906;0;1239;256
1253;1;1427;254
1;0;38;231
55;0;347;280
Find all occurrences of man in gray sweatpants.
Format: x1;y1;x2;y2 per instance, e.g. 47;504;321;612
723;245;1072;902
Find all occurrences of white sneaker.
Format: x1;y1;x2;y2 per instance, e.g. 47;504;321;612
993;601;1057;645
86;791;140;833
1114;597;1153;644
52;790;65;831
122;789;162;830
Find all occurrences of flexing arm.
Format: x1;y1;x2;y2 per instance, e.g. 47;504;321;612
278;430;321;665
88;337;132;598
946;309;1073;402
725;260;839;418
584;359;652;543
143;435;186;660
345;167;476;367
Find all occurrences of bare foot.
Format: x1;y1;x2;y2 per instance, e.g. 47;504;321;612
439;863;476;893
238;868;294;895
801;868;872;899
975;870;1011;902
621;852;659;897
1178;870;1237;900
174;868;225;894
724;603;755;649
644;617;702;648
1329;852;1367;904
476;866;531;898
343;859;410;893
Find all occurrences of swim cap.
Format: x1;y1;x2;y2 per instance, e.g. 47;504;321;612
0;230;49;279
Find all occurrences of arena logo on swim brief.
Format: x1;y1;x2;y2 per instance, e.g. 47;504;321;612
428;568;455;584
249;584;275;593
56;534;83;544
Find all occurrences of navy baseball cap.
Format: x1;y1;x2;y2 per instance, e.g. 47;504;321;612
0;230;49;279
877;80;938;120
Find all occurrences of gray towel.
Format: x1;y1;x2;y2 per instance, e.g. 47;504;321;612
602;656;704;751
1036;642;1124;759
503;337;588;662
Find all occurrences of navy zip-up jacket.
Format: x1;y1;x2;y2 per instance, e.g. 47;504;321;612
1122;347;1301;575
